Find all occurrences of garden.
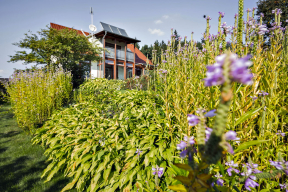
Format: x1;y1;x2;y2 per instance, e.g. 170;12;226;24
1;0;288;191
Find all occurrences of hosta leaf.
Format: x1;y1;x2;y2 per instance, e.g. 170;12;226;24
173;176;192;185
173;163;193;171
168;184;187;192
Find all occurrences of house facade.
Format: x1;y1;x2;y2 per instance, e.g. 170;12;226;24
50;22;153;80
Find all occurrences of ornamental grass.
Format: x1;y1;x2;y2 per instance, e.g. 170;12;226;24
6;67;72;133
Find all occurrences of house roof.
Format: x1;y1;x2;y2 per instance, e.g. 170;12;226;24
127;44;153;65
94;30;141;44
50;23;90;36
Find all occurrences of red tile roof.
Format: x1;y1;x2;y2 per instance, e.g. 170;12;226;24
127;44;153;65
50;22;152;66
50;23;90;36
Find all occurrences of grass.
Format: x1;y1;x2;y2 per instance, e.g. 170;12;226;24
0;104;76;192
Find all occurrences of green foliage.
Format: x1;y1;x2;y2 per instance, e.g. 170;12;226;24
6;67;72;133
33;78;181;191
123;75;150;91
8;26;102;88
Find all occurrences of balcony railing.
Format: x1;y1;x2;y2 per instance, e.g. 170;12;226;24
105;47;134;62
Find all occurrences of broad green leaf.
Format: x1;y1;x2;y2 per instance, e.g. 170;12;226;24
168;184;187;192
234;140;268;153
234;106;262;127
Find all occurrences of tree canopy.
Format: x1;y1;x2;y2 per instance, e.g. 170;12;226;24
9;26;102;87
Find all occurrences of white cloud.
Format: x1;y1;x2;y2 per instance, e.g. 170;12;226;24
162;15;169;19
148;28;164;36
154;20;163;24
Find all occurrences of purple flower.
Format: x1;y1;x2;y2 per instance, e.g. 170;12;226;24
277;9;282;15
205;127;213;142
230;54;253;85
247;8;251;12
227;167;240;176
245;177;259;191
218;12;225;18
221;22;232;33
270;159;288;174
184;136;195;145
214;173;224;186
180;149;188;159
162;70;168;74
258;25;268;35
276;130;285;137
187;114;200;126
234;14;238;18
258;90;268;96
253;7;256;11
204;109;216;117
250;96;258;100
152;166;164;178
225;131;237;140
177;141;187;150
135;148;143;156
162;60;167;63
225;160;238;167
206;16;212;20
279;183;288;192
260;13;264;17
204;54;253;87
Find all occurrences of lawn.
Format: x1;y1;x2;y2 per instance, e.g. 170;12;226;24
0;104;75;192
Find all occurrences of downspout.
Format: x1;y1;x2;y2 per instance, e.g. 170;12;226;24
102;31;107;78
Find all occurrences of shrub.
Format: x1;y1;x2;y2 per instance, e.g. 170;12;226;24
6;67;72;132
33;78;184;191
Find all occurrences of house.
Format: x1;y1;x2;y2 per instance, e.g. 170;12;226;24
50;22;153;80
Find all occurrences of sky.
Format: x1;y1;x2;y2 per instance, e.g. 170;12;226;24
0;0;258;78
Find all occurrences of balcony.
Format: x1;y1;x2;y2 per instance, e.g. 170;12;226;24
105;47;134;62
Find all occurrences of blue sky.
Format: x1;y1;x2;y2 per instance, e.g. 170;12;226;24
0;0;258;78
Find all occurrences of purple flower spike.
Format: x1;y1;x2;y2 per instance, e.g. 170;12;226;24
225;130;237;140
204;109;216;117
187;114;200;126
219;12;225;18
135;148;143;156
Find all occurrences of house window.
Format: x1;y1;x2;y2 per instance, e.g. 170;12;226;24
105;42;121;50
135;67;142;76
